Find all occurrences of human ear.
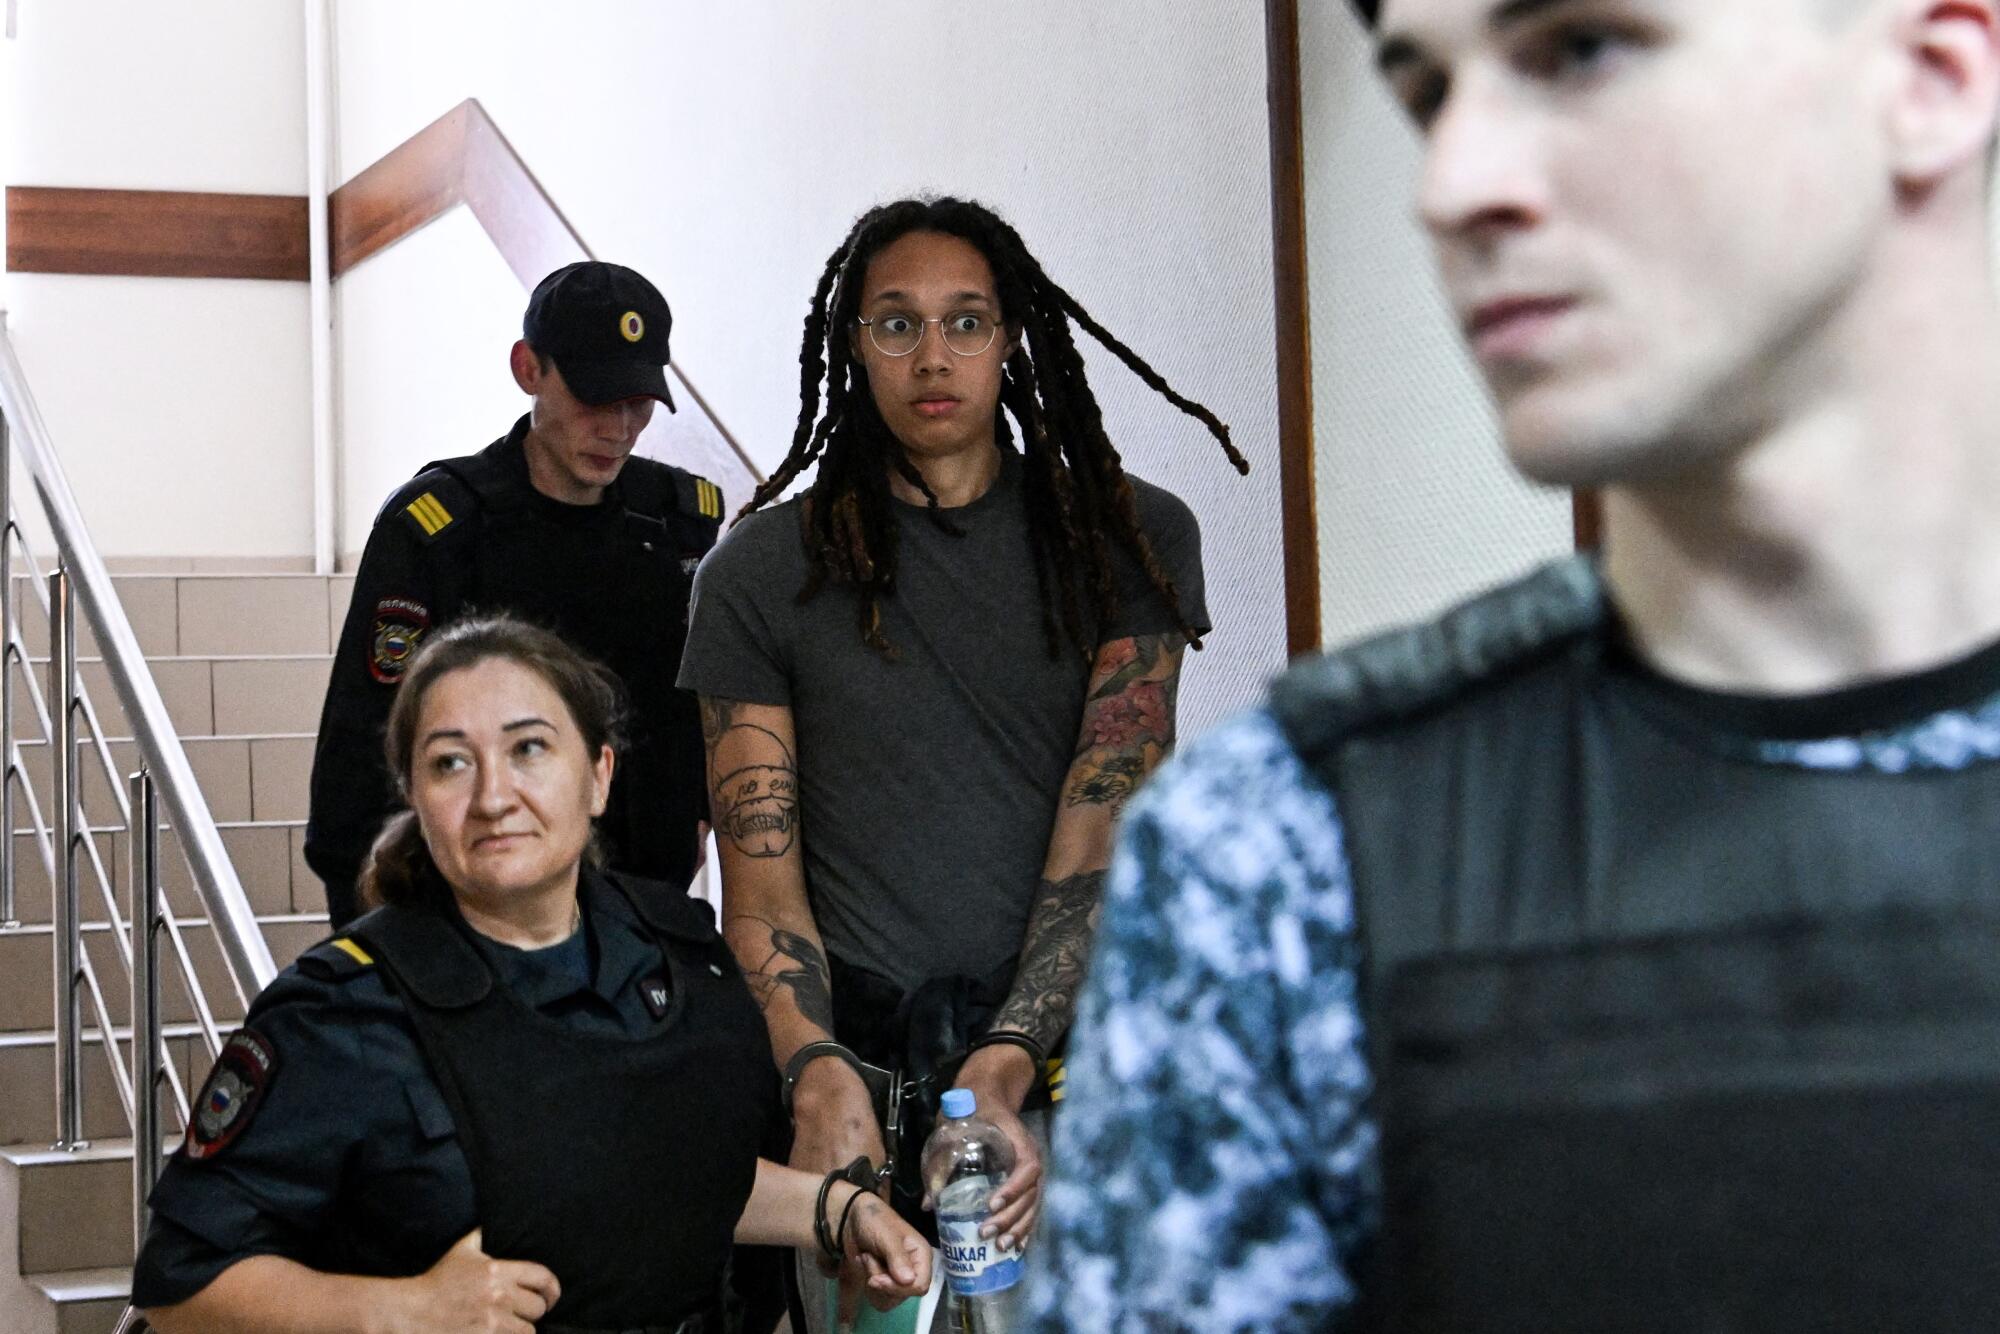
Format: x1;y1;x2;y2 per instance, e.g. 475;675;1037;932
509;340;543;395
1887;0;2000;183
590;744;614;816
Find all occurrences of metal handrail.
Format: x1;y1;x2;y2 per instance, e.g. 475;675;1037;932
0;328;275;1002
50;567;84;1148
0;416;14;932
14;537;221;1035
131;770;164;1252
0;317;280;1293
6;570;227;1081
0;314;278;1256
2;570;219;1097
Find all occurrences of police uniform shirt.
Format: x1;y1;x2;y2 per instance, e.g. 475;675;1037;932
130;871;768;1308
305;417;724;927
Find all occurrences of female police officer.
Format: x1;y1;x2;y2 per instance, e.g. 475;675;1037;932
132;616;930;1333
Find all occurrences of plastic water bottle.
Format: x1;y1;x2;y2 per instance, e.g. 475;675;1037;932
923;1087;1023;1333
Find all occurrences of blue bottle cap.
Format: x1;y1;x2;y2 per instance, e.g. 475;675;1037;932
940;1088;976;1119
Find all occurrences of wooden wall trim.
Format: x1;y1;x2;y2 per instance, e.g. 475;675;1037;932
458;109;589;287
1266;0;1322;657
328;99;591;282
328;102;472;275
6;186;310;281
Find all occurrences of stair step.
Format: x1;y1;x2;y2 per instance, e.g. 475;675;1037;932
12;654;333;740
7;573;180;660
2;1138;152;1277
10;571;355;659
32;1266;132;1301
0;569;354;1331
5;820;314;928
30;1268;131;1334
8;732;316;829
0;1025;214;1147
0;915;330;1037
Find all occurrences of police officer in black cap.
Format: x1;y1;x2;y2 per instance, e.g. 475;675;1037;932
307;260;729;928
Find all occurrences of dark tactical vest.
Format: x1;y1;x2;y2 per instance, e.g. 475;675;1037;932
1270;558;2000;1333
421;444;716;890
350;872;772;1331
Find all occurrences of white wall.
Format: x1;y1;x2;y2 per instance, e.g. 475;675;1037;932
0;14;13;278
1;0;312;566
1300;5;1572;647
331;1;1286;734
6;274;314;564
337;207;526;539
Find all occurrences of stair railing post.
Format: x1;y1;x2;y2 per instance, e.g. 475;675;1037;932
130;767;162;1249
50;562;85;1150
0;403;13;929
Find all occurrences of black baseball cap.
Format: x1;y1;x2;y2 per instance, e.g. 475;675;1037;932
522;261;677;412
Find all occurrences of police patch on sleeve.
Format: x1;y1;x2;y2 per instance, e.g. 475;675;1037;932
184;1029;278;1161
369;598;431;684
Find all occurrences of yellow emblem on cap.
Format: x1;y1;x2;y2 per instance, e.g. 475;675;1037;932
619;310;645;343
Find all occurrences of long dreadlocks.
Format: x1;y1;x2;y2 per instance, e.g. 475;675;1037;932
741;196;1247;660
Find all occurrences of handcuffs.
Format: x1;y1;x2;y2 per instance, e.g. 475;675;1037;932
782;1031;1047;1190
783;1040;907;1187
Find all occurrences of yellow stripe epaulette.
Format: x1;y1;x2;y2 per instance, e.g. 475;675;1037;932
331;937;374;966
404;491;454;538
298;935;377;982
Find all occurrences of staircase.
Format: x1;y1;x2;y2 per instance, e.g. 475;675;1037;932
0;570;354;1333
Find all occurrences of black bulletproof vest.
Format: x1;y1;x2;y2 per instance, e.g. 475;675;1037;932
351;874;774;1329
432;448;708;890
1270;558;2000;1333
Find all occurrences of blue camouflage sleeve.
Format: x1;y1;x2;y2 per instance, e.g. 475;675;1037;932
1021;708;1378;1332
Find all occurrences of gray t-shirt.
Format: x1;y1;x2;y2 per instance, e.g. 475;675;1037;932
678;449;1207;990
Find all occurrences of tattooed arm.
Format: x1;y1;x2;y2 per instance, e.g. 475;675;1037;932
700;694;888;1290
953;634;1187;1249
996;632;1186;1052
700;695;833;1059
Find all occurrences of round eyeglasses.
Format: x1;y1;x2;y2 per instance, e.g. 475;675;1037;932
855;311;1002;358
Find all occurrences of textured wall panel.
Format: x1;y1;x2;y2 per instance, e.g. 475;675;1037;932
1300;6;1572;649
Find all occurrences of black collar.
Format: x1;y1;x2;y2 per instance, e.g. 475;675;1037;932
351;866;717;1011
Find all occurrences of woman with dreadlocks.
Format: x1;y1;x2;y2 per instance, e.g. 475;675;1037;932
678;196;1243;1330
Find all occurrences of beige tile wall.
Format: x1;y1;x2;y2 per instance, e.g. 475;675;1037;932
178;579;332;657
248;735;313;822
210;658;331;735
